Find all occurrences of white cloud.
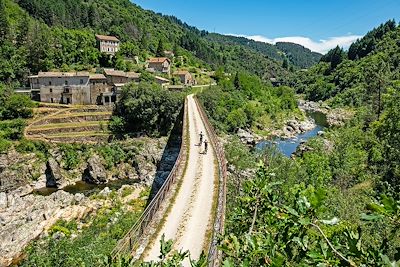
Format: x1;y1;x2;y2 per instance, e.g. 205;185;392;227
227;34;362;54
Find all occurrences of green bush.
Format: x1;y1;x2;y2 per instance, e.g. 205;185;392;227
0;119;26;140
116;82;184;136
0;138;11;153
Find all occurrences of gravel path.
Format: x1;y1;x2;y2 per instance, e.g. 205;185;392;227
143;95;217;265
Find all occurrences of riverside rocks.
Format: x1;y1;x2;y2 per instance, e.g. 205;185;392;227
82;155;107;184
45;158;63;187
0;189;94;267
237;128;262;145
0;137;171;266
298;100;353;127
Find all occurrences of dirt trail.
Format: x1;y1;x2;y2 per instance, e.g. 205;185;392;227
143;95;217;265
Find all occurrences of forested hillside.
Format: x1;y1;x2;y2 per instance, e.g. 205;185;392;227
276;41;322;69
206;33;322;69
0;0;304;88
218;20;400;266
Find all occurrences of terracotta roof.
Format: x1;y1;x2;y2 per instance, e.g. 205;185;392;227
104;69;126;77
95;34;120;42
104;69;140;78
38;72;89;78
89;74;107;80
147;57;171;64
126;72;141;78
173;70;190;76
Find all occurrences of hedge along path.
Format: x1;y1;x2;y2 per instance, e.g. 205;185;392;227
142;95;218;266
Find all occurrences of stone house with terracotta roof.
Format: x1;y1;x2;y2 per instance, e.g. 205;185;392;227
28;69;141;105
96;35;120;55
147;57;171;74
173;70;195;86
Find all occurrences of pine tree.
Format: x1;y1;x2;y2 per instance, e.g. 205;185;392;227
156;39;165;57
282;58;289;69
234;72;241;90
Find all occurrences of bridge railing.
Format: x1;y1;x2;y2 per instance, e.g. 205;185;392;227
111;98;188;261
194;97;227;267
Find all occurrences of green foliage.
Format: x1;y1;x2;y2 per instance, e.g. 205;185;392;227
198;72;298;133
115;82;184;136
348;20;397;60
0;119;25;140
320;45;346;70
97;144;128;170
59;144;84;170
290;21;400;106
108;116;126;134
222;154;400;266
21;204;144;267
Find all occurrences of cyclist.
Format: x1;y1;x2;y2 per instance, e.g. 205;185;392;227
199;131;204;145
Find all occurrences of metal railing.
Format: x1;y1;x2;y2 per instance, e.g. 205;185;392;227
111;98;189;260
194;97;227;267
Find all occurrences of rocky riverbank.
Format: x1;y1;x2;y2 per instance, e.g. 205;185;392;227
298;100;353;127
0;136;180;266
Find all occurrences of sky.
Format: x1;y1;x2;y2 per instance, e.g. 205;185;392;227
132;0;400;54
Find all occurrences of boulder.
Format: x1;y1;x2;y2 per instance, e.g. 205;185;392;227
45;158;63;188
237;128;256;145
99;187;111;196
0;192;7;209
82;155;107;184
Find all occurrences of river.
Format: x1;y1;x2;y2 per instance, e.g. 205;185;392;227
256;111;328;157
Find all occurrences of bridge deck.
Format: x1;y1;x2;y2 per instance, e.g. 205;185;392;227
143;95;218;265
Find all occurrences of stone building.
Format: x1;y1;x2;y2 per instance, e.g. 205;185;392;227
96;35;120;55
28;69;141;105
29;72;91;105
89;74;110;105
173;70;195;85
147;57;171;74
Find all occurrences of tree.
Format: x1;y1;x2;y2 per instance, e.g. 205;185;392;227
234;72;241;90
375;91;400;197
320;46;346;70
0;0;9;43
282;58;289;69
156;39;165;57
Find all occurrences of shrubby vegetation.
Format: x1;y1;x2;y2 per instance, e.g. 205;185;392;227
222;115;400;265
0;83;35;152
113;82;184;137
198;72;298;133
289;20;400;108
218;20;400;267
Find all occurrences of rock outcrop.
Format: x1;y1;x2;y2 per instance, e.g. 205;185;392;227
0;189;94;267
45;158;63;188
82;155;107;184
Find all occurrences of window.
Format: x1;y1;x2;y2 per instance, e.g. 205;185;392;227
51;98;54;103
49;81;52;85
50;88;53;93
65;80;68;85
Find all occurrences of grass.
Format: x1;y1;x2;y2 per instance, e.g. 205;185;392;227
29;121;109;131
44;131;111;138
50;111;112;119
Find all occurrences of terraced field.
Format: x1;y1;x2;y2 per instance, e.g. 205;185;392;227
25;106;114;143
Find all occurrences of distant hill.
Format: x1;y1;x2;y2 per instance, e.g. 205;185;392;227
205;33;322;69
275;42;322;69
